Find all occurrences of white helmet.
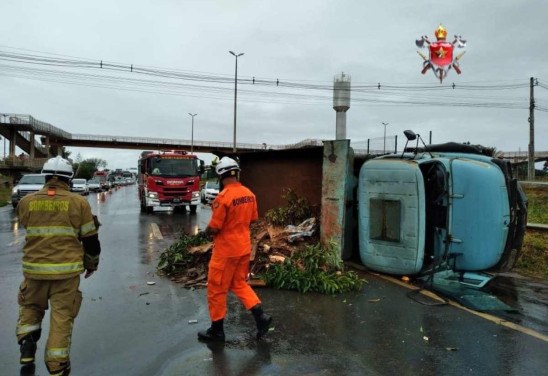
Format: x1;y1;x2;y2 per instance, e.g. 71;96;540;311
42;156;74;178
215;156;240;178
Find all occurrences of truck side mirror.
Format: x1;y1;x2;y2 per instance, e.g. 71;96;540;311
199;160;205;174
404;130;417;141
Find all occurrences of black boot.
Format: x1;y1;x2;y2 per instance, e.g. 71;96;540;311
19;330;41;365
251;304;272;339
198;319;225;342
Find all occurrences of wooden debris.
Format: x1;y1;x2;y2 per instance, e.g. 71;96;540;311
189;242;213;254
269;255;286;264
251;231;268;261
248;279;267;287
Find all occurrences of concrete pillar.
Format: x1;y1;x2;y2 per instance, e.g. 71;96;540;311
45;136;51;157
320;139;356;259
9;128;16;161
29;131;35;159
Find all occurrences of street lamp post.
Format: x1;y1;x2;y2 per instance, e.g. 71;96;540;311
382;122;389;154
188;113;197;154
229;51;244;153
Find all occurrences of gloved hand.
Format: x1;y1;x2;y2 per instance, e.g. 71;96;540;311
84;269;95;279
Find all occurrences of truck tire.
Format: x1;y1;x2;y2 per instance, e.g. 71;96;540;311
140;195;146;213
189;205;197;214
146;206;153;214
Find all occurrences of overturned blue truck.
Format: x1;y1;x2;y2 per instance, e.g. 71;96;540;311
357;131;527;288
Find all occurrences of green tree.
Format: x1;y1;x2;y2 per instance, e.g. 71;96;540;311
73;158;108;180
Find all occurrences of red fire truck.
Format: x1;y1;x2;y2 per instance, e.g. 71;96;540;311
138;150;204;214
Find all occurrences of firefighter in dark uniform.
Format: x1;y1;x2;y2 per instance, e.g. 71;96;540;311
16;156;101;376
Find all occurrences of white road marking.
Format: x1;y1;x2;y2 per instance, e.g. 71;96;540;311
150;223;164;240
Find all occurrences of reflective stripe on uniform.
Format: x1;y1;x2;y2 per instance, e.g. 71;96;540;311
80;220;97;236
46;347;70;358
16;323;41;335
23;262;83;275
26;226;78;237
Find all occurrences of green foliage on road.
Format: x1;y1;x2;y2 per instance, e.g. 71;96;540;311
157;232;210;275
261;242;366;294
265;188;313;226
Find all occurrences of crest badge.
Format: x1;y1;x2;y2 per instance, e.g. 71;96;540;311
416;24;466;83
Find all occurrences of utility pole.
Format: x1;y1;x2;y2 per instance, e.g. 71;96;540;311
381;122;389;153
528;77;536;181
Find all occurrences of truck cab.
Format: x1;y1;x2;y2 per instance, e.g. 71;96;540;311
358;134;526;277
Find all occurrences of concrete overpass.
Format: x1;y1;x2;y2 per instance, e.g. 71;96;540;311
0;113;324;156
1;113;546;172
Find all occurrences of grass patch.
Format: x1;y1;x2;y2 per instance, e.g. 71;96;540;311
515;230;548;279
517;185;547;279
522;186;548;224
0;181;11;207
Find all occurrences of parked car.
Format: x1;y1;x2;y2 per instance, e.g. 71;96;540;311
11;174;46;208
87;178;102;192
71;178;89;195
201;181;219;204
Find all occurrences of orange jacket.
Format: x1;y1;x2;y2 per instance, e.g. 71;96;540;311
208;182;258;258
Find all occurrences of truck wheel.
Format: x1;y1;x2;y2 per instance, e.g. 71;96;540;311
189;205;197;214
146;206;153;214
140;196;146;213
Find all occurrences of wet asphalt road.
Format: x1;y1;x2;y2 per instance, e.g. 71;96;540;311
0;185;547;376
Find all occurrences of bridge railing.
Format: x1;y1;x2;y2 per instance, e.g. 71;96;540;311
1;114;72;139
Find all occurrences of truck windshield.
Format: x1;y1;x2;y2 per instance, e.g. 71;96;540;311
150;158;197;177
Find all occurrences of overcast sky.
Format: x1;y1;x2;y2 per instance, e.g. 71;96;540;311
1;0;547;169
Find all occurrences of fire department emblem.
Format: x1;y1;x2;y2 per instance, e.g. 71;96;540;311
416;24;466;83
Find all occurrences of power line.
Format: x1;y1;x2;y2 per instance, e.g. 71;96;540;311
0;48;544;112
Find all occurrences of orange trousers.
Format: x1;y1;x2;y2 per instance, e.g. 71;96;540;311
16;277;82;373
207;253;261;321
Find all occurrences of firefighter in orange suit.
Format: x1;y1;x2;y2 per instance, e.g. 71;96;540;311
16;156;101;376
198;157;272;342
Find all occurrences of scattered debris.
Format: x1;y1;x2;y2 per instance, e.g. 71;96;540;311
189;243;213;254
157;190;366;294
367;298;382;303
188;319;198;324
423;336;429;342
283;217;317;243
139;292;150;296
446;347;459;351
147;281;156;285
269;255;286;264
